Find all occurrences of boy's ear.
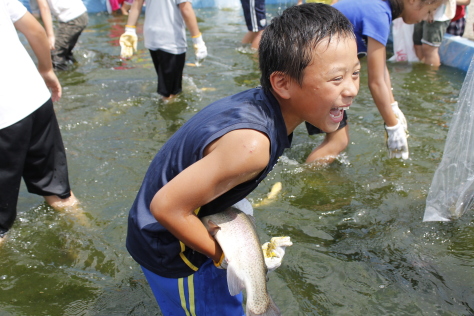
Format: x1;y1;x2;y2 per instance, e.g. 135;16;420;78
269;72;291;100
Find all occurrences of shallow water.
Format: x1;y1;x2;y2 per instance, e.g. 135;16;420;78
1;5;472;316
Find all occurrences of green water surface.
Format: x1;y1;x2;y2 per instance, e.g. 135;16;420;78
1;5;472;316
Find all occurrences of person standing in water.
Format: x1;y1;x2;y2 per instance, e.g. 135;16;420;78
239;0;267;51
119;0;207;101
36;0;89;71
305;0;443;164
0;0;78;244
125;3;359;314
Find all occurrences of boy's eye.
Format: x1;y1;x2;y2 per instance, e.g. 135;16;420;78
353;70;360;76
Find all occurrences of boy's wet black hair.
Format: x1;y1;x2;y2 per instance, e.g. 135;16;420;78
259;3;355;93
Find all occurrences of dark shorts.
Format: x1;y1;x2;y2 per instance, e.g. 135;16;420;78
240;0;267;32
149;49;186;98
305;110;348;135
447;17;466;37
0;99;71;233
413;20;450;47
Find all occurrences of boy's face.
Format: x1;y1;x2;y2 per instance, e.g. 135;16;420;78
287;35;360;134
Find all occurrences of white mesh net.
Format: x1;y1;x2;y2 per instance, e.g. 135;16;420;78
424;56;474;221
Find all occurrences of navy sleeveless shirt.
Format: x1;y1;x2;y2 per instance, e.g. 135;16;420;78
126;87;292;278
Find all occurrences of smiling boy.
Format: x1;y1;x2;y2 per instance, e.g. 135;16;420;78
126;3;359;315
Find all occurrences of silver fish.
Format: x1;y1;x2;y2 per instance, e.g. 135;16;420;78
201;207;281;316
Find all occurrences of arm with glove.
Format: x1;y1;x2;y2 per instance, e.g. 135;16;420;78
119;0;144;59
179;2;207;64
367;37;409;159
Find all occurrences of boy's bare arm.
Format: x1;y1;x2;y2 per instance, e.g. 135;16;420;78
150;129;271;262
179;2;200;37
366;37;396;126
456;0;470;5
125;0;144;27
36;0;55;50
14;12;61;101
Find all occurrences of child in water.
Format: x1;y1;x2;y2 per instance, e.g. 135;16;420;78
0;0;78;244
126;3;360;315
306;0;443;163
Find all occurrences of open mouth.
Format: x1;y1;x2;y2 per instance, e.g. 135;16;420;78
329;107;347;121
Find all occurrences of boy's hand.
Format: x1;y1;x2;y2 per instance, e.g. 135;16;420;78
40;69;62;102
385;120;409;159
262;236;293;273
213;252;228;269
192;33;207;62
48;35;55;50
120;26;138;58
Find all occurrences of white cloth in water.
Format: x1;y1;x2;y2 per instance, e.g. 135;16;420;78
424;56;474;221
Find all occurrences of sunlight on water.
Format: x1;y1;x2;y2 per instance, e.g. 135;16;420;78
1;5;472;316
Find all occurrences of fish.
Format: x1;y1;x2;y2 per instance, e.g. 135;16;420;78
201;207;281;316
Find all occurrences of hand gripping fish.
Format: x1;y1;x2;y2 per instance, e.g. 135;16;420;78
201;207;281;316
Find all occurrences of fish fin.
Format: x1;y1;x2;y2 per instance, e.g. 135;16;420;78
246;295;281;316
247;214;257;228
206;219;221;236
226;263;245;296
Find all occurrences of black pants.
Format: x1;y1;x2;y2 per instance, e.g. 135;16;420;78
0;99;71;234
149;49;186;97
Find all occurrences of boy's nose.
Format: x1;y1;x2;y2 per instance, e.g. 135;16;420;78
344;79;359;98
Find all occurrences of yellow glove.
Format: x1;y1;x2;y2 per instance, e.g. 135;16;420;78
262;236;293;273
120;25;138;59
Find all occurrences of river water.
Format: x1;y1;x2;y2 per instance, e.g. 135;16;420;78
1;5;472;316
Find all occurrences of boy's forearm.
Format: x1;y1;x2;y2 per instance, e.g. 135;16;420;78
14;12;53;74
179;2;200;37
125;0;144;27
36;0;54;41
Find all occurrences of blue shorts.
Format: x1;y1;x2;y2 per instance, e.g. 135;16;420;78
240;0;267;32
141;259;245;316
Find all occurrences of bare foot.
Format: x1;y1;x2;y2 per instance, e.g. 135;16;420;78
0;233;6;246
44;191;79;210
44;192;90;227
162;94;177;102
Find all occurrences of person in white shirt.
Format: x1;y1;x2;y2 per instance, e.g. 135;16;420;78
119;0;207;100
0;0;78;244
36;0;88;70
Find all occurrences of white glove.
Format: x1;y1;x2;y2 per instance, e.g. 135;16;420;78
391;101;408;132
120;26;138;58
262;236;293;273
192;34;208;62
385;120;409;159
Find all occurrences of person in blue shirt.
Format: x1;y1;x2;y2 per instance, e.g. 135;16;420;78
306;0;443;163
126;3;360;315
